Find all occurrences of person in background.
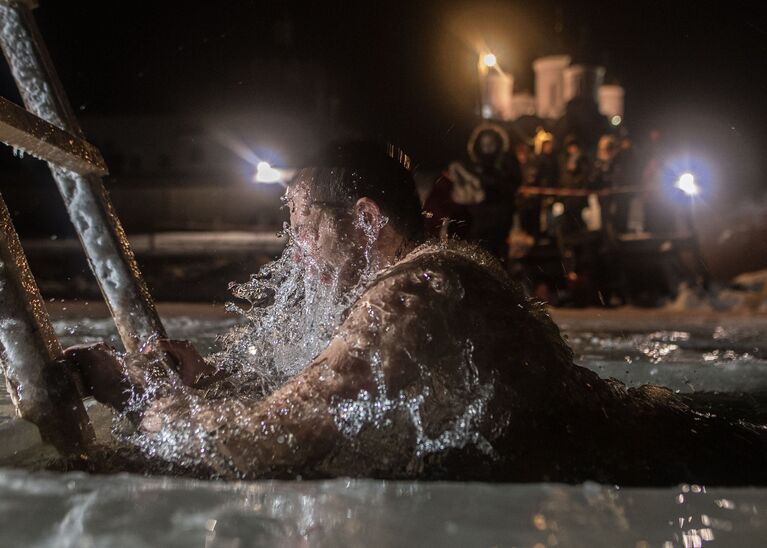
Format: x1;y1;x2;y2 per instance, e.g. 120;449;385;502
610;135;640;233
558;136;591;235
533;135;559;188
464;124;522;262
528;134;560;238
515;141;543;239
612;135;637;186
516;142;536;186
591;134;618;189
561;136;592;188
422;171;472;239
591;134;619;232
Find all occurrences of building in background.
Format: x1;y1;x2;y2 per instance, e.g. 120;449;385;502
477;52;625;154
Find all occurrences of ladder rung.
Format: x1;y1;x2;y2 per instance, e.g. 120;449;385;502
0;95;108;176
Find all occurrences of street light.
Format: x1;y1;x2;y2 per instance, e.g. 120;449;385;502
481;52;497;69
675;172;699;196
254;160;282;184
478;51;512;119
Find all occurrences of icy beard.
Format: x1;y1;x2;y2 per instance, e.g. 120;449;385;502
210;217;387;399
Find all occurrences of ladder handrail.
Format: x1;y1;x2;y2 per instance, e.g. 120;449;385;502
0;193;94;455
0;1;169;352
0;0;176;457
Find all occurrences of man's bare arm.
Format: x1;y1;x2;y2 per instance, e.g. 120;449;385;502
77;265;467;479
138;335;380;478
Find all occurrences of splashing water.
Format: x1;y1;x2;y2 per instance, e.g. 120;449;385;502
330;341;497;459
206;191;403;397
212;245;347;397
207;217;382;399
103;221;507;476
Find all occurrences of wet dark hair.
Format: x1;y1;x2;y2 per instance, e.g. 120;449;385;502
290;141;424;240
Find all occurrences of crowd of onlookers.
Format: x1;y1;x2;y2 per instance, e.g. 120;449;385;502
423;124;680;262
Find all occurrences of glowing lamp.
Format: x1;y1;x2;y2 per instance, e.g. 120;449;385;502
254;161;281;184
675;172;699;196
481;53;497;68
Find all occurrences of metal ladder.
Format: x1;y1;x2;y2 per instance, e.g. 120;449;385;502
0;0;171;458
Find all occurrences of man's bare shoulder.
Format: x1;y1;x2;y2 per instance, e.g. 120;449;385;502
335;240;539;358
363;239;521;303
338;239;573;380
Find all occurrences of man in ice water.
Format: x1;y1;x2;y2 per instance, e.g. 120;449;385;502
69;142;765;484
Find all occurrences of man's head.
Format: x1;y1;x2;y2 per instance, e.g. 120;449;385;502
286;141;423;282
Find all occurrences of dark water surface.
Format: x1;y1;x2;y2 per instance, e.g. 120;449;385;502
0;310;765;546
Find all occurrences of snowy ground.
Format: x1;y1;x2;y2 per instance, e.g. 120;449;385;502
668;270;767;313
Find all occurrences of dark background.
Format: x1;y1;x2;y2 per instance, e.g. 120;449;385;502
1;0;765;189
0;0;765;298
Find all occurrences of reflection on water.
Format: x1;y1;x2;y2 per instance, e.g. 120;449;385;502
0;469;764;547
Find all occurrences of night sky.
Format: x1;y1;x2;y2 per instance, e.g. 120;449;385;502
2;0;767;194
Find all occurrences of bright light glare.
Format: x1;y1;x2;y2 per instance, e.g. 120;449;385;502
610;115;622;126
254;161;282;184
675;172;699;196
482;53;497;68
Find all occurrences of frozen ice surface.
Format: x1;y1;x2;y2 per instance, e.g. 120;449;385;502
0;469;765;547
556;311;767;393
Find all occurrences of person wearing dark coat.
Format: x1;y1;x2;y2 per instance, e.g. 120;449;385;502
533;139;560;187
558;138;591;235
465;124;522;262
